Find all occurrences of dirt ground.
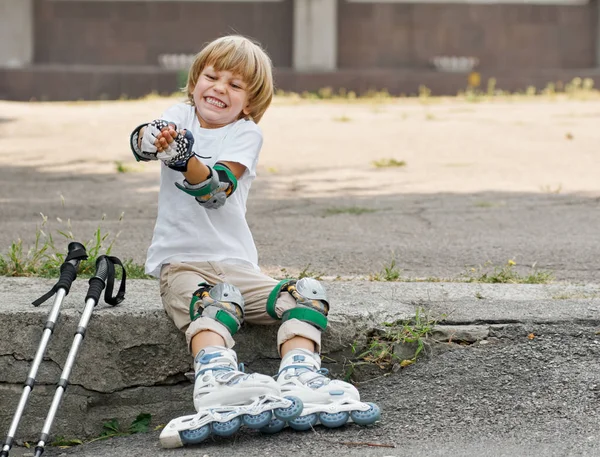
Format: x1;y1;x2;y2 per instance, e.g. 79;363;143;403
0;95;599;282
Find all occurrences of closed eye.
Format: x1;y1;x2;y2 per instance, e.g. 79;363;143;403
205;74;217;81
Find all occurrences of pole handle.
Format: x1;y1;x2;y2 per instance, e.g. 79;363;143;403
85;255;127;306
32;242;88;307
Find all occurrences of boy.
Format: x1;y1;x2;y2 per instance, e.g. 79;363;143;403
129;35;379;448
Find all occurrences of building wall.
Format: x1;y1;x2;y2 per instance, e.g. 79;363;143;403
34;0;294;67
34;0;598;71
338;1;597;69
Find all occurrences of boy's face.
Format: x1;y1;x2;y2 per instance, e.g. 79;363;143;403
192;65;250;129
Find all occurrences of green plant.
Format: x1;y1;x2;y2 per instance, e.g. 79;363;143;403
0;211;151;279
540;184;562;194
371;158;406;169
344;308;438;379
323;206;377;217
370;259;401;281
176;70;188;91
278;264;324;280
298;263;324;280
333;115;352;122
114;161;142;174
89;413;152;443
51;414;152;448
464;260;553;284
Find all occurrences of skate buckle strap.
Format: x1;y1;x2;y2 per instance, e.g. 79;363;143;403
276;365;328;378
195;366;234;379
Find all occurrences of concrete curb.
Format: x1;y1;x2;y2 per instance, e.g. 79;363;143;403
1;277;599;441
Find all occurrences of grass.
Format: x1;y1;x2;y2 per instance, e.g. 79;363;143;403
333;115;352;122
48;414;153;449
344;308;438;380
464;260;553;284
371;158;407;169
370;259;401;282
0;211;151;279
366;258;553;284
114;160;143;174
323;206;377;217
474;200;506;208
270;77;599;105
278;263;325;281
540;184;563;194
79;76;599;105
552;292;600;300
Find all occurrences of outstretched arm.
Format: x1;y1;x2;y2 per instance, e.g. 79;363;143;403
184;158;246;184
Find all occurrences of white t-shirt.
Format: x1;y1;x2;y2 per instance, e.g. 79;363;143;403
145;102;262;277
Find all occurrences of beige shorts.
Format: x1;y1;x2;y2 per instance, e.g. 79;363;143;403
159;261;322;355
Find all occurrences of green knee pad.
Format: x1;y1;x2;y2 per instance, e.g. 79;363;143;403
267;278;329;331
190;283;245;335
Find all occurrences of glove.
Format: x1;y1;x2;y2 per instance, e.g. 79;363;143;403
156;128;197;173
130;119;174;162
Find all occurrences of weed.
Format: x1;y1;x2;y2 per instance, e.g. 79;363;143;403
552;292;600;300
50;437;83;448
464;260;553;284
371;158;407;169
279;264;324;280
333;115;352;122
89;414;152;443
540;184;563;194
370;259;401;281
0;211;151;279
473;200;505;208
475;291;485;300
298;263;324;280
114;161;142;174
323;206;377;217
344;308;438;379
418;85;431;102
51;414;151;448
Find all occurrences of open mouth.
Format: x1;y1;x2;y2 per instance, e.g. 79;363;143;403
205;96;227;109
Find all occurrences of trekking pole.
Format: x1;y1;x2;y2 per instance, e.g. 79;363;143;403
33;255;126;457
1;242;88;457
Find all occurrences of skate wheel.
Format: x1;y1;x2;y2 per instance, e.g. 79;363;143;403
180;424;211;445
242;410;273;429
350;402;381;425
319;411;349;428
273;396;303;421
260;417;286;434
289;413;318;431
211;417;242;437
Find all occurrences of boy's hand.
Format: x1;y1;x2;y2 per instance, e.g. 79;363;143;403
130;119;177;162
142;120;177;154
155;125;178;152
156;128;197;173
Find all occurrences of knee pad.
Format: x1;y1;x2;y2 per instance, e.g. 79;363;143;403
267;278;329;331
189;283;245;335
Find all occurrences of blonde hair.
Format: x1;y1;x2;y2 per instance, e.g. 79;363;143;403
185;35;274;123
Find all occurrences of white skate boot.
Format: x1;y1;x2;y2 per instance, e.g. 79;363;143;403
159;346;303;448
276;348;380;431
